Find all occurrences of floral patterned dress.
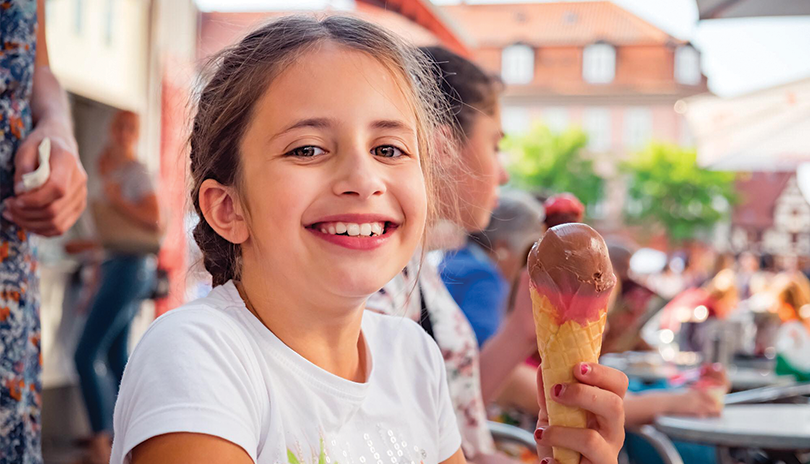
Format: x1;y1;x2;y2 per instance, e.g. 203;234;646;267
0;1;42;463
366;253;496;459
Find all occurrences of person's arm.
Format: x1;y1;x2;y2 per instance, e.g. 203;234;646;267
624;388;723;426
479;270;539;403
105;183;162;232
131;433;253;464
495;363;541;415
4;0;87;236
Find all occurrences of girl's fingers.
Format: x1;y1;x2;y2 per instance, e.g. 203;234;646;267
535;425;615;464
550;382;625;442
535;418;553;460
574;363;629;399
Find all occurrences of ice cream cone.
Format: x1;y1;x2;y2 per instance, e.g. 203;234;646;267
527;223;616;464
532;286;608;464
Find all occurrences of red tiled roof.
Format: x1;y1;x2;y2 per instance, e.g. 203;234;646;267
198;2;469;63
443;1;681;47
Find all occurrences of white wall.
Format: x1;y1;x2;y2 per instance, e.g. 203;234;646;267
46;0;149;112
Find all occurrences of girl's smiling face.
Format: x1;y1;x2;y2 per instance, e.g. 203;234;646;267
236;43;427;303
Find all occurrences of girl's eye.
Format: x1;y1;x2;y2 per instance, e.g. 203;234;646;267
286;146;326;158
373;145;405;158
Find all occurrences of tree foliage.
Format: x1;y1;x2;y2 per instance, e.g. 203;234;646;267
503;125;604;209
622;143;737;242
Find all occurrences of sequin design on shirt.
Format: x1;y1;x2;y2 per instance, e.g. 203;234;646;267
283;426;428;464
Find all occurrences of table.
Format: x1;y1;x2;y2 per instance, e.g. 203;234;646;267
727;367;795;391
655;404;810;450
601;355;794;390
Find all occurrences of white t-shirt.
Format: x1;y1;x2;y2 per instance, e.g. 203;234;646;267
111;281;461;464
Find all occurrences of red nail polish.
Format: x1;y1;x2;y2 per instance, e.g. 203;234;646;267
580;363;590;375
553;384;564;397
534;427;545;441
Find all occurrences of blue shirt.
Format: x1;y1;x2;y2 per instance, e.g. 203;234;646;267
440;243;509;346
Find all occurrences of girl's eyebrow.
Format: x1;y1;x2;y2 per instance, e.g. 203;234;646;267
272;117;334;142
371;119;415;136
271;118;415;141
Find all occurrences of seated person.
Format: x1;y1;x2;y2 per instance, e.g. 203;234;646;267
440;190;544;346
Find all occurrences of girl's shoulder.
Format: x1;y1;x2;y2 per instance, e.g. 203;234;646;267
132;283;257;365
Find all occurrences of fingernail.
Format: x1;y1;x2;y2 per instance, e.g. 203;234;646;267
553;384;565;397
580;363;591;375
14;182;25;195
534;427;545;441
1;211;11;221
712;363;723;372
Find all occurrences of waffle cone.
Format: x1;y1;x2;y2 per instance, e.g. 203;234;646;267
531;286;608;464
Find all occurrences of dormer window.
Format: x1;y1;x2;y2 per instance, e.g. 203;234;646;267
501;44;534;85
583;42;615;84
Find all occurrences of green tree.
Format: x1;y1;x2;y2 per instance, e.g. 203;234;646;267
622;143;737;243
503;125;604;209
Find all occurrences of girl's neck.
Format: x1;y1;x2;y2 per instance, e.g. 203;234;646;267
236;271;367;383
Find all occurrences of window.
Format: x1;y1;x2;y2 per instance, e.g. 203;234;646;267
501;44;534;85
501;107;530;135
624;107;652;149
584;108;612;152
543;107;569;133
675;45;701;85
583;43;615;84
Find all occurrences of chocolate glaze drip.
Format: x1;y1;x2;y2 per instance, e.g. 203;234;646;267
527;223;616;325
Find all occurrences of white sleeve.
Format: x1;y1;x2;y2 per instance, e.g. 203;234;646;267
111;308;263;464
427;334;463;461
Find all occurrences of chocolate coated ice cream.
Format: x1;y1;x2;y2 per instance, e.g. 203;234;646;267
528;223;616;325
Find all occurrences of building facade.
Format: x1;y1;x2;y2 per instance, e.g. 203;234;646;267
443;1;710;223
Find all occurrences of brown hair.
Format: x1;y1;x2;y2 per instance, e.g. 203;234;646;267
419;46;502;143
189;15;453;286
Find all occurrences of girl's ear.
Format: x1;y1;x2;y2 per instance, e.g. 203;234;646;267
199;179;249;245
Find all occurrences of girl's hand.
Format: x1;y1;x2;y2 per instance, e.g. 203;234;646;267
534;362;628;464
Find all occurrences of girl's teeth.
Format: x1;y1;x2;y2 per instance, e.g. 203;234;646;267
317;222;385;236
372;223;383;236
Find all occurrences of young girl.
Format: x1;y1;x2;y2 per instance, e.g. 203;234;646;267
110;16;624;464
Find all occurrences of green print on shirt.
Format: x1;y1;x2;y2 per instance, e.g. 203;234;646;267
287;438;333;464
